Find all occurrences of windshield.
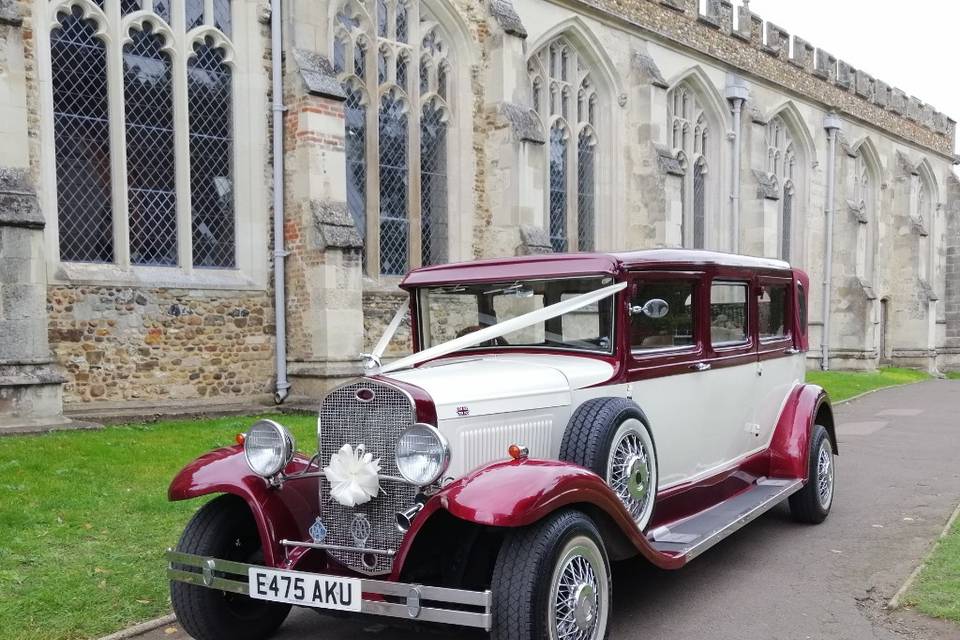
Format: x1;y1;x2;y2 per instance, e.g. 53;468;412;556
417;276;616;354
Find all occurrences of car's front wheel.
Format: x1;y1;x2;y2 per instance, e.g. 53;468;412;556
170;495;291;640
491;509;611;640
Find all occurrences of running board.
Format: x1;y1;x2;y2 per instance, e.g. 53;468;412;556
649;478;803;562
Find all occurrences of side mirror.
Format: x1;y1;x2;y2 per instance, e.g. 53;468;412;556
631;298;670;319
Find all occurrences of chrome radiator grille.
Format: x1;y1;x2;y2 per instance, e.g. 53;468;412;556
318;379;417;575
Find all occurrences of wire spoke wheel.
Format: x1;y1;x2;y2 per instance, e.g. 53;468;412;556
605;419;656;528
816;440;834;510
548;536;608;640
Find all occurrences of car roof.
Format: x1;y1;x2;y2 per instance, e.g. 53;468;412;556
400;249;792;288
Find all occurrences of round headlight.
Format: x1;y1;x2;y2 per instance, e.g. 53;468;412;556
243;419;295;478
395;423;450;486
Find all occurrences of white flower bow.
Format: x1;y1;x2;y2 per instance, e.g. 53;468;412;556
323;444;381;507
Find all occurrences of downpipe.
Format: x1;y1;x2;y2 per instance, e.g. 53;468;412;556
270;0;290;404
821;113;842;371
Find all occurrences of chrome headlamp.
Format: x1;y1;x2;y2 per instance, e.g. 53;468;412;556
395;423;450;486
243;419;295;478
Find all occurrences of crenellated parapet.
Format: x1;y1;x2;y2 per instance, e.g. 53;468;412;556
571;0;956;157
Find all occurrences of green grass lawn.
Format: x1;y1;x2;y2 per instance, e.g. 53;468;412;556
806;367;931;402
945;371;960;380
904;514;960;623
0;413;316;640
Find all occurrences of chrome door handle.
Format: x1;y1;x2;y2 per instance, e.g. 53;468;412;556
690;362;711;371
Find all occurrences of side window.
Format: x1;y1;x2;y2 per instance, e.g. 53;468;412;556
759;285;789;340
630;280;696;351
710;282;748;346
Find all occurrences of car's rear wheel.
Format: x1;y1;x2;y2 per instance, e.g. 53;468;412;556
788;424;835;524
491;510;611;640
171;495;291;640
561;397;658;530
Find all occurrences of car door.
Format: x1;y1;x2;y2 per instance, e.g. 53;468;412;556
704;277;757;469
751;276;805;453
626;270;713;489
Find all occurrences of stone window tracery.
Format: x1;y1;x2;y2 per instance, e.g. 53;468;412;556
333;0;454;275
668;84;711;249
50;0;238;269
852;150;877;283
529;37;599;252
916;172;934;284
766;116;796;261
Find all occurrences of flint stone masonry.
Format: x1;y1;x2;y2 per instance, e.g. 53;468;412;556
47;287;276;405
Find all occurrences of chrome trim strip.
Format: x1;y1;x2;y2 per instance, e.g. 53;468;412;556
279;539;396;556
166;550;492;631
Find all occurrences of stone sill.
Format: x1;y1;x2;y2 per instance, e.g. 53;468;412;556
50;262;267;292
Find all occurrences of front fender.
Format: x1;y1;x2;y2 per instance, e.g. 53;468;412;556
427;459;683;570
768;383;835;481
168;445;318;567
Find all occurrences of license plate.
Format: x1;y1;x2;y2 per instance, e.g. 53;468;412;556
248;568;362;612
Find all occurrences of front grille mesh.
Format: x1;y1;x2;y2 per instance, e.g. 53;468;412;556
318;379;417;575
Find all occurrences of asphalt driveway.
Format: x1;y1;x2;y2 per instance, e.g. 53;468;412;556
143;380;960;640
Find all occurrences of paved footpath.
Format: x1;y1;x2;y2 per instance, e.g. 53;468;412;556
140;380;960;640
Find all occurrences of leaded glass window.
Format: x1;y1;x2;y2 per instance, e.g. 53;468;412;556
124;26;177;266
529;37;599;252
782;182;794;263
421;99;448;266
549;122;568;252
693;158;706;250
333;0;455;275
52;7;113;263
577;130;596;251
668;84;712;249
378;91;408;275
344;85;367;240
189;40;235;268
49;0;238;271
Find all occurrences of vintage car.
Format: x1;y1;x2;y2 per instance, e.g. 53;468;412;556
166;249;836;640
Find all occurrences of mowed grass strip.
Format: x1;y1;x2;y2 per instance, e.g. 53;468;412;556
905;513;960;623
805;367;931;402
0;413;316;640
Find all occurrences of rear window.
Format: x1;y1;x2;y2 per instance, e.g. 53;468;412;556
759;285;789;340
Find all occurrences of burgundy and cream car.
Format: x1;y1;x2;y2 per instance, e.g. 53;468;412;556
166;249;836;640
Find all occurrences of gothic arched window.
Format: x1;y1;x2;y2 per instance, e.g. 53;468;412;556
668;84;713;249
52;6;113;263
50;0;238;270
529;37;599;252
333;0;455;275
852;149;878;283
917;171;935;284
767;116;796;261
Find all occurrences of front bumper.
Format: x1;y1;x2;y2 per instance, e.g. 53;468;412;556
166;550;492;630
